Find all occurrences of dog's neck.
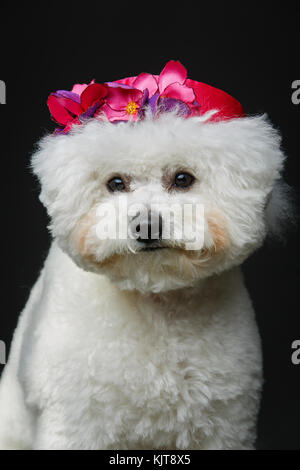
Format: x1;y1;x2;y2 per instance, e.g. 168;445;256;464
114;274;227;321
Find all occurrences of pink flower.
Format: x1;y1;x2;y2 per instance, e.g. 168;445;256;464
157;60;195;104
115;60;196;117
98;83;146;122
131;73;158;98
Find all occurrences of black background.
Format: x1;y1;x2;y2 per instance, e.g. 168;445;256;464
0;4;299;450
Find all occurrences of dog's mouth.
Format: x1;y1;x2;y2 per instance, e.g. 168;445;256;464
139;245;167;252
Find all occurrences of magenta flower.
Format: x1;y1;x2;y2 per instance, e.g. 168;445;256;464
97;83;147;122
132;73;158;98
114;60;197;117
158;61;195;101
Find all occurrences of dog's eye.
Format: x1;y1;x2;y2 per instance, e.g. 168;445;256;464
107;176;126;192
173;172;195;189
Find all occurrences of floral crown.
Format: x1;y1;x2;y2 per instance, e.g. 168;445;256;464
47;60;245;134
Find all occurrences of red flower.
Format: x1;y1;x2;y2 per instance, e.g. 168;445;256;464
47;81;108;133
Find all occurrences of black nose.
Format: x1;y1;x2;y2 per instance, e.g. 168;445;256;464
135;212;163;244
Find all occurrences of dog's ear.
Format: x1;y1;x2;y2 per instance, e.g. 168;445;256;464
265;179;296;240
31;130;102;244
237;114;296;241
250;116;297;240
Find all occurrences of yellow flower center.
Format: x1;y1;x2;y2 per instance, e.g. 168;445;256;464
126;101;138;115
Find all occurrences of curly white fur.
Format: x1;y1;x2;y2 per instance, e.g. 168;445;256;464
0;112;288;449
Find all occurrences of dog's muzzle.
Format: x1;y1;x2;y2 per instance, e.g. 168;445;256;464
129;210;163;248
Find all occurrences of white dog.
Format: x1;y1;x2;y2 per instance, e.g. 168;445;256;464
0;70;289;449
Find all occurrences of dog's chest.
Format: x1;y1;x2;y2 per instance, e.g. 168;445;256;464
78;304;218;448
86;300;211;408
26;268;256;449
29;288;228;448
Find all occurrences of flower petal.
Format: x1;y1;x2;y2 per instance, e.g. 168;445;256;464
113;76;137;87
80;83;107;111
71;80;95;95
158;60;187;93
79;101;102;121
148;92;160;115
55;90;81;103
99;103;133;122
138;89;149;118
47;95;81;126
105;86;143;110
161;82;195;103
105;81;133;89
51;94;83;117
133;73;158;97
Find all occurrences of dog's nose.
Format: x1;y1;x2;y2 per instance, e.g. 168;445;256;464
132;211;163;244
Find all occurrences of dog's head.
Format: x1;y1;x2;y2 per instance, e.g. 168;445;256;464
32;111;289;293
